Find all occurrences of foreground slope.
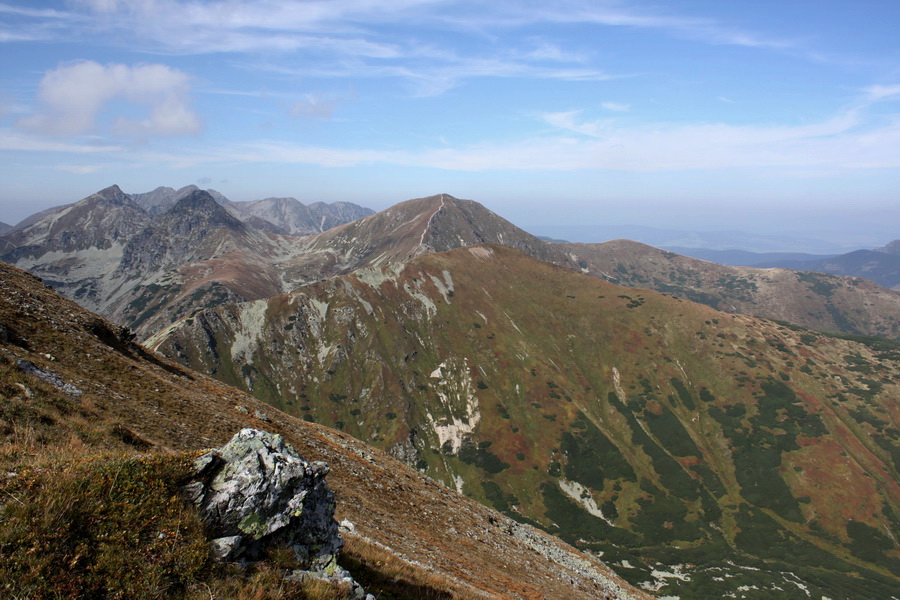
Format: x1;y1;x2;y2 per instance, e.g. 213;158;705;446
559;239;900;339
152;244;900;598
0;260;646;600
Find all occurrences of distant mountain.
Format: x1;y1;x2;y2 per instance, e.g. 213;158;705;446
556;239;900;339
6;203;73;233
0;186;378;337
129;184;228;215
0;221;10;235
878;239;900;255
667;242;900;291
758;246;900;291
225;196;373;236
150;243;900;599
0;259;645;600
276;193;571;283
664;247;837;267
535;223;860;254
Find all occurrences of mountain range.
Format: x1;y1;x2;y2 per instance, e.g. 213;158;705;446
1;186;898;598
2;189;898;341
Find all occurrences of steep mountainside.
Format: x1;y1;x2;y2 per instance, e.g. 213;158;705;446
0;185;152;309
0;259;647;600
151;244;900;599
557;239;900;339
226;197;374;236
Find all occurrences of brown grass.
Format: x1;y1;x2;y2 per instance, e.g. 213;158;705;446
341;534;487;600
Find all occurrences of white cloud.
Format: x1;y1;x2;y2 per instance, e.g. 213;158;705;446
18;60;201;137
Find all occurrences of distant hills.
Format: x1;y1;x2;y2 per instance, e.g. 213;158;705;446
668;242;900;290
559;239;900;339
0;185;375;337
536;223;869;254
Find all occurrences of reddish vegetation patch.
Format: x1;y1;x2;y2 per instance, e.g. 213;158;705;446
788;437;883;535
677;455;701;468
645;400;665;415
178;252;282;301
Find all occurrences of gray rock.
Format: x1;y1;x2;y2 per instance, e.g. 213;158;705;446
16;359;83;397
185;428;342;570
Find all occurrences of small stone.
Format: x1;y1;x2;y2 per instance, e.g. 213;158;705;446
339;519;355;534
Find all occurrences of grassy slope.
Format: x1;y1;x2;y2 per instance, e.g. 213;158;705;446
0;260;646;600
153;244;900;598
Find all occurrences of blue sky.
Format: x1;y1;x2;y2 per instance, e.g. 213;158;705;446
1;1;898;246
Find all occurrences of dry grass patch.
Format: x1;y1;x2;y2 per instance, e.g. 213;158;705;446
341;534;486;600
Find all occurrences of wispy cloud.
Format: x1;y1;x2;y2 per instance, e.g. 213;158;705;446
0;129;123;153
4;0;804;97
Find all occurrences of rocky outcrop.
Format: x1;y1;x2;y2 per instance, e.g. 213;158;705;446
183;428;342;570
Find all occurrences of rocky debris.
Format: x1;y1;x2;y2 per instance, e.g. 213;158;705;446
504;520;644;600
183;428;342;569
16;358;83;397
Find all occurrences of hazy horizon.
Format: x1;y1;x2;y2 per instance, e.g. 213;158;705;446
1;1;897;248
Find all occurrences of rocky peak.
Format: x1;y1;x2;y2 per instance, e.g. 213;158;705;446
92;184;130;205
163;190;247;232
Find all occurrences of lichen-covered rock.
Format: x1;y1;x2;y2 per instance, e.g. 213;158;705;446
184;428;342;568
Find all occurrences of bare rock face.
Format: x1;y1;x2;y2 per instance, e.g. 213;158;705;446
184;428;342;571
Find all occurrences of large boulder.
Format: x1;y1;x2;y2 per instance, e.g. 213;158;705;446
184;428;342;571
